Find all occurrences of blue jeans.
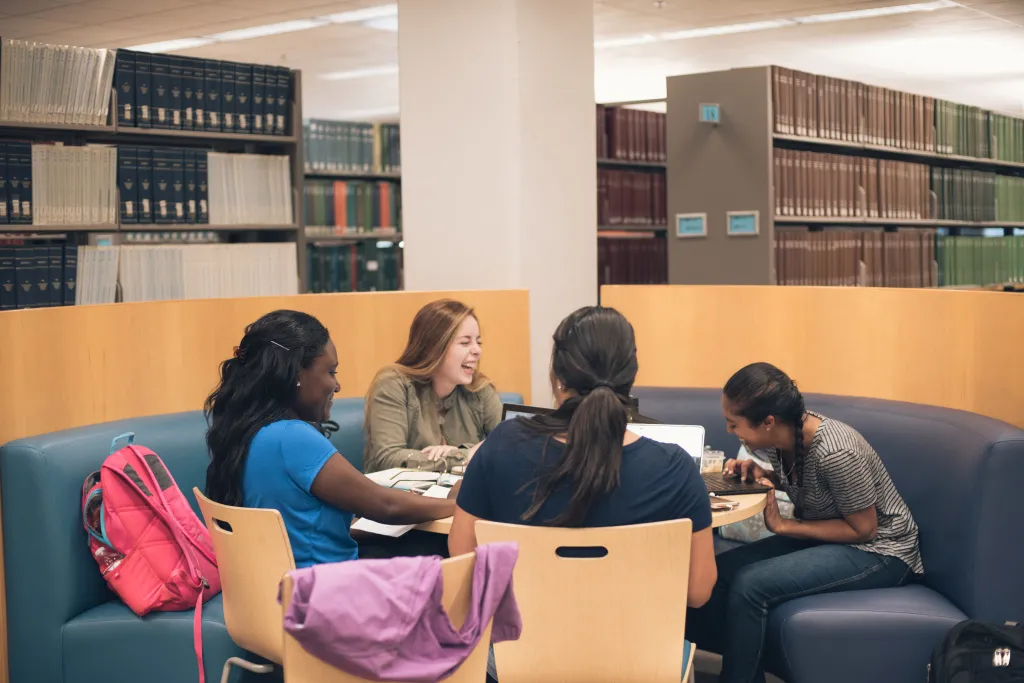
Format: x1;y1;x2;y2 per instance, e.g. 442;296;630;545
687;535;914;683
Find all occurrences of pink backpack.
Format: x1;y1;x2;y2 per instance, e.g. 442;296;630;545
82;432;222;683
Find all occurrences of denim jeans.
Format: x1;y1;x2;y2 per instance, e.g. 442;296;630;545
687;535;914;683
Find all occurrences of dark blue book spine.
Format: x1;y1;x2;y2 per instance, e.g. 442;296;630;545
153;148;173;224
192;57;206;132
137;148;154;223
0;143;8;224
197;150;209;224
151;54;170;129
118;147;139;224
264;67;277;137
135;52;152;128
33;246;49;308
170;149;185;223
8;143;31;225
63;243;77;306
184;150;197;224
169;56;184;129
115;50;136;128
181;57;195;131
204;60;222;132
235;63;252;133
275;66;289;135
0;247;14;310
251;66;266;135
14;247;33;309
221;61;236;133
47;245;62;307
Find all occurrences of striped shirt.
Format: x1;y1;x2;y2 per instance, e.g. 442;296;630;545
755;411;924;574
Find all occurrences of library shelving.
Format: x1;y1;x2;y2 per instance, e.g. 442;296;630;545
666;65;1024;289
0;38;311;310
302;118;404;293
596;103;669;287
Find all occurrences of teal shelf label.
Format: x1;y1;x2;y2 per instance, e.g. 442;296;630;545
700;103;720;123
676;213;707;238
727;211;759;236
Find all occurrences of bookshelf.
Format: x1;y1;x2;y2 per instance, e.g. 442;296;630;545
596;103;669;287
302;118;403;293
0;39;309;310
666;65;1024;289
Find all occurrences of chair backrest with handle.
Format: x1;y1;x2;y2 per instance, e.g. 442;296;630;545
476;518;693;683
280;551;492;683
194;487;296;665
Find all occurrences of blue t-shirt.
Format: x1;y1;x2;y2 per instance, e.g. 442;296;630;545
242;419;357;568
457;419;712;531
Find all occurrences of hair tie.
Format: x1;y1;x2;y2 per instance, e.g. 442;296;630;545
593;380;614;390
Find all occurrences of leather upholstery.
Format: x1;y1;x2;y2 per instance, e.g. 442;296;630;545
0;392;522;683
634;386;1024;683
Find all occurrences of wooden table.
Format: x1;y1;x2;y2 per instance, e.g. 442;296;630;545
415;492;768;535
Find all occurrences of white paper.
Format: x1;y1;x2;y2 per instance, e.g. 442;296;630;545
366;468;440;488
422;485;452;499
351;518;415;538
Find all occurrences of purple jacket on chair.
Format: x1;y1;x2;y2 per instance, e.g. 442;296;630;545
282;542;523;682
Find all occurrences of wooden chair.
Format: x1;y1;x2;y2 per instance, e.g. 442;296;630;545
194;488;297;683
476;518;696;683
279;551;493;683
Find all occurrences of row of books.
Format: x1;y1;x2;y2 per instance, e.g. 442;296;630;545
774;228;1024;288
598;168;667;226
207;152;293;225
774;148;931;220
114;50;291;135
306;241;401;293
597;235;667;286
117;146;207;225
0;241;76;309
303;120;400;174
304;180;401;233
32;144;118;226
597;106;666;163
775;228;937;288
0;40;115;127
771;66;1022;161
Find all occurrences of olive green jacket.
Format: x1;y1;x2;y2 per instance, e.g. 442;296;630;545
363;368;503;473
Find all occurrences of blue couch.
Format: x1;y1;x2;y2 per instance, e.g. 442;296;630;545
634;387;1024;683
0;393;523;683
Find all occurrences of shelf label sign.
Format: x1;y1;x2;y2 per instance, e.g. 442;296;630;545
676;213;707;238
727;210;759;236
699;103;720;124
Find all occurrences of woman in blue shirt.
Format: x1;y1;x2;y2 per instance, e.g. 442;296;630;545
204;309;455;568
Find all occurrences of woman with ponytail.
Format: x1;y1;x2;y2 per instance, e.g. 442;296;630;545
692;361;923;683
204;309;456;569
448;305;717;608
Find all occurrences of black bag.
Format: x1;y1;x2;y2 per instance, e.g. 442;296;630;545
929;620;1024;682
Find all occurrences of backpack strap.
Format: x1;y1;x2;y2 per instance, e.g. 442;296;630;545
194;592;205;683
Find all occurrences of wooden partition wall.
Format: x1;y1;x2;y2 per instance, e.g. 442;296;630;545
0;289;531;446
602;285;1024;428
0;289;530;683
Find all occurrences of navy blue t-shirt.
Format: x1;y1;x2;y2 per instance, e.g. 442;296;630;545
457;418;712;531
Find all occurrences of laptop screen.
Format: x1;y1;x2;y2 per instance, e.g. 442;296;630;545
501;403;552;421
626;424;706;468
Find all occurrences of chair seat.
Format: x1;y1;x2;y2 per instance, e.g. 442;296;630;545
63;594;246;683
765;585;966;683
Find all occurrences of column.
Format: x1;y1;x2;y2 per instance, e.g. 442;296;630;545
398;0;597;406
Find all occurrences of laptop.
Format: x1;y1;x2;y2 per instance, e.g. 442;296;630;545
502;397;662;424
626;423;773;496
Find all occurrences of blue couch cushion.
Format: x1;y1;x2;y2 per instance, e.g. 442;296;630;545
1;411;214;683
764;585;966;683
634;387;1024;623
63;594;245;683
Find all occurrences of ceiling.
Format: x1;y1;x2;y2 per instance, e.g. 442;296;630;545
1;0;1023;120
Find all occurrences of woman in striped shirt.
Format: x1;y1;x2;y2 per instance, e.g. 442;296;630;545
689;362;923;683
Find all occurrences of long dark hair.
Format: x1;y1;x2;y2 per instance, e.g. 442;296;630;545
723;362;807;485
205;310;332;506
520;306;638;526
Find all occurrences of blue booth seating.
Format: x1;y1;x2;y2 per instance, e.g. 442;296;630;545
634;387;1024;683
0;393;522;683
